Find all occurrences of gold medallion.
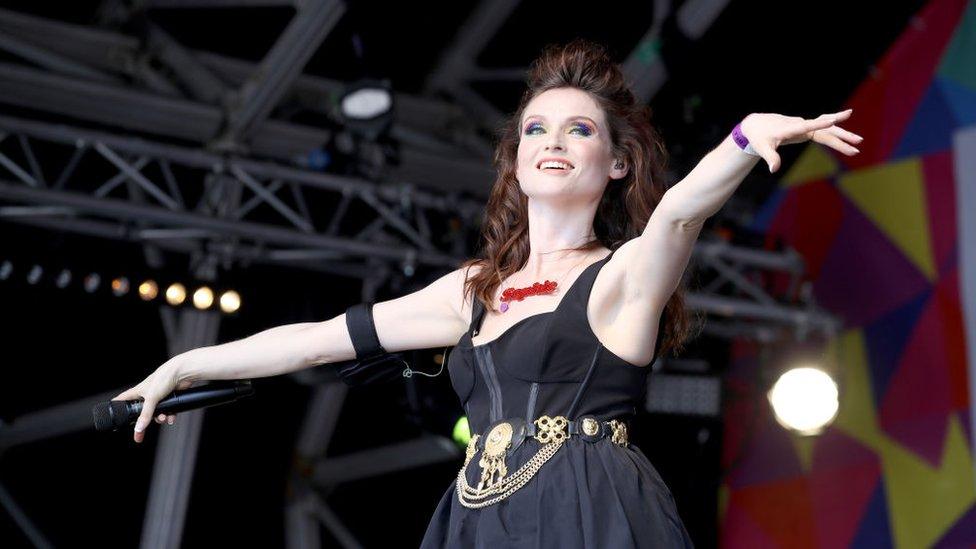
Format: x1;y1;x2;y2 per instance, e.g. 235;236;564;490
477;422;513;490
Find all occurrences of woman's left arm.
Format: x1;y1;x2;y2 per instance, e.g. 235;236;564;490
609;110;862;340
656;108;861;226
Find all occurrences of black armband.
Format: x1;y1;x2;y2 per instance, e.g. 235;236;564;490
332;303;409;386
346;302;386;360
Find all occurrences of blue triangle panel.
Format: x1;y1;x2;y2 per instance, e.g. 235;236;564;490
891;82;957;160
863;287;931;409
749;186;787;233
850;480;893;548
937;77;976;126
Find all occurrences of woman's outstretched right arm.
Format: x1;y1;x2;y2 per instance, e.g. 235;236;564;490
115;264;476;443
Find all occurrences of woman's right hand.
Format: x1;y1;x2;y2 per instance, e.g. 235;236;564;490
113;359;195;443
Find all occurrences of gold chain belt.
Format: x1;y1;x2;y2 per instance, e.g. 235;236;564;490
455;415;629;509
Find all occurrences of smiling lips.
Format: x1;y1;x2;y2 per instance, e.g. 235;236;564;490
536;158;575;173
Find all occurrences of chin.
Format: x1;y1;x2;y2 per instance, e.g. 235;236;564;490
521;180;572;195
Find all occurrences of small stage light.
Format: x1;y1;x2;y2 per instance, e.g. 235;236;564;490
0;260;12;280
165;283;186;305
111;277;129;296
55;269;72;288
452;416;471;447
139;280;158;301
338;79;394;139
340;83;393;120
27;264;42;285
219;290;241;314
193;286;214;310
83;273;100;293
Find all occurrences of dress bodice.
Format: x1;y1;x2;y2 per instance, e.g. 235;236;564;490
446;250;664;436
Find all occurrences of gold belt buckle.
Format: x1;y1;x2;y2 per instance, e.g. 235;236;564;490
533;415;568;444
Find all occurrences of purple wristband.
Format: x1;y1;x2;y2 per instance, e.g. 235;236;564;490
731;121;760;157
731;122;750;150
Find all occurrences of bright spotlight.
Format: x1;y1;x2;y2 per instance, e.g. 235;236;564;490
27;264;42;285
338;79;394;139
340;84;393;120
139;280;158;301
165;283;186;305
83;273;100;293
193;286;214;309
768;367;839;436
219;290;241;314
111;277;129;296
55;269;72;288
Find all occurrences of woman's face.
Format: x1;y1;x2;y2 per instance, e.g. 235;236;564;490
515;87;627;203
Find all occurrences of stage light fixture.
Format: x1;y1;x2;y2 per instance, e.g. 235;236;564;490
165;283;186;306
55;269;72;288
0;260;12;280
767;366;839;436
452;416;471;447
139;280;158;301
338;79;394;139
219;290;241;314
83;273;100;293
26;264;42;285
193;286;214;309
111;277;129;296
340;80;393;120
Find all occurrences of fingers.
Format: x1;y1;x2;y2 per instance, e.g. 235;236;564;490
824;124;863;145
812;126;862;156
154;413;177;425
113;386;142;401
134;397;158;443
804;109;853;133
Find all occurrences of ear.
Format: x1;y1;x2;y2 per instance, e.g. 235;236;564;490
609;158;629;180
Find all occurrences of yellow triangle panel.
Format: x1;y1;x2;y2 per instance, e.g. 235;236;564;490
834;328;882;450
837;158;936;281
782;143;840;187
879;414;976;549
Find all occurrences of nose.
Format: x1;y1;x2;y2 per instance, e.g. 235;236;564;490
545;139;565;151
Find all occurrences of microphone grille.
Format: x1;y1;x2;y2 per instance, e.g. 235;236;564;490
92;401;128;431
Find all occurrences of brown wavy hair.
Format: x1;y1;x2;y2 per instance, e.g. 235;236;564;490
461;39;693;358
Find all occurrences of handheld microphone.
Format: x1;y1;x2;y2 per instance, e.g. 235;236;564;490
92;380;255;432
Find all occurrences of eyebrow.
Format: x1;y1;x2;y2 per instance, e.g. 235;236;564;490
521;115;598;127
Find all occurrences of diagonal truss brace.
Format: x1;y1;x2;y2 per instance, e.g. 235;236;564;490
0;115;483;276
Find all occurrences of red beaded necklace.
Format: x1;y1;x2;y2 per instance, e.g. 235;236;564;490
498;254;590;313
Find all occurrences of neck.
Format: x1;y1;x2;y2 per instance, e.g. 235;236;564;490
523;198;599;278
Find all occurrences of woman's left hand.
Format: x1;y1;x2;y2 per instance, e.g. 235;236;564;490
739;109;863;173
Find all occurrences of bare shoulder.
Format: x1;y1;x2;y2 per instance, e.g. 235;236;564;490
370;260;485;352
422;260;485;328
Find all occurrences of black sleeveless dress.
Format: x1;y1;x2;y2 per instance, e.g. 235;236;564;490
419;250;694;548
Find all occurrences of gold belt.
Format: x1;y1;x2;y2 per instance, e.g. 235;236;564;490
455;415;629;509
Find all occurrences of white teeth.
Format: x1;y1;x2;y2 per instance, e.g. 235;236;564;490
539;161;572;170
